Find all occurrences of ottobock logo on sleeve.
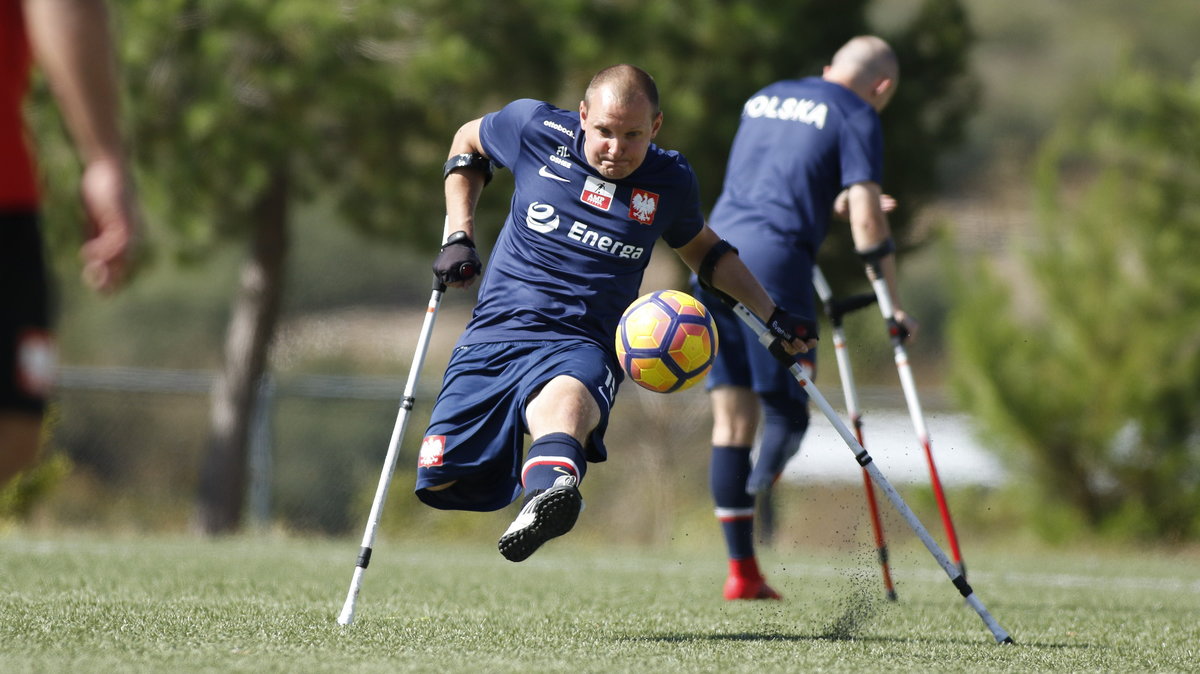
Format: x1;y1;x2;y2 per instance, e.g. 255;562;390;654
629;189;659;225
580;176;615;211
418;435;446;467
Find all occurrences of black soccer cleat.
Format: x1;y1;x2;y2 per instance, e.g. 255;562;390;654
498;475;583;562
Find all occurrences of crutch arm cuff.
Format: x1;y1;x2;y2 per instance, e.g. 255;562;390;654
696;239;739;308
443;152;494;186
855;237;896;266
699;239;738;288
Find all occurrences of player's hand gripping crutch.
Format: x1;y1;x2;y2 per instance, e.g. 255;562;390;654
861;255;967;578
337;224;480;626
813;265;897;601
726;299;1013;644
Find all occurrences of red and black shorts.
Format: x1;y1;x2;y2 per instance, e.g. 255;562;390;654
1;211;55;415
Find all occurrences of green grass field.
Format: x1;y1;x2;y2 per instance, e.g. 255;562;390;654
2;531;1198;673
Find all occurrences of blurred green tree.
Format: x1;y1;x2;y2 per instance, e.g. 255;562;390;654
948;63;1200;541
29;0;976;534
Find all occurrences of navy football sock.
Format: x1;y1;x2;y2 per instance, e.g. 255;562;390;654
522;432;587;493
711;445;756;561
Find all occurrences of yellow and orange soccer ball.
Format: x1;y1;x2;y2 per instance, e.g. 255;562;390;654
615;290;718;393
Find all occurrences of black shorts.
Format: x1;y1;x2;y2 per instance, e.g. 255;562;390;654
0;211;55;415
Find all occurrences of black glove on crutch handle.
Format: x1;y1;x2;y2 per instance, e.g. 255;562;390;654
765;306;818;365
432;230;482;285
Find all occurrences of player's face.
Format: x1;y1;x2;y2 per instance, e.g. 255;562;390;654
579;92;662;180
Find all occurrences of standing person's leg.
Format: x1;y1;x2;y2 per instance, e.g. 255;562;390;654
0;414;42;486
746;365;813;495
746;370;811;548
697;281;782;599
0;212;54;489
709;385;782;599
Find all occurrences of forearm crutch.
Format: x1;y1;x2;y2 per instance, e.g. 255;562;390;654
338;223;477;626
729;300;1013;644
862;257;967;577
813;265;897;601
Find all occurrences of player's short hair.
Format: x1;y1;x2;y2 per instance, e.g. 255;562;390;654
584;64;661;117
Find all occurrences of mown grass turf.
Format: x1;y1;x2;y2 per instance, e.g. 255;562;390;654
1;532;1198;672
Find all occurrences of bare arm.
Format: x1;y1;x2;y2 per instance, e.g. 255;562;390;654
834;187;896;221
845;181;917;336
24;0;139;292
444;119;487;244
676;227;814;353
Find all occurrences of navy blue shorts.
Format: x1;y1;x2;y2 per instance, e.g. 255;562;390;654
415;339;618;512
693;281;815;403
1;212;55;415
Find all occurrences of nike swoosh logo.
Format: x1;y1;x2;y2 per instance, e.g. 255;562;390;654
539;165;571;182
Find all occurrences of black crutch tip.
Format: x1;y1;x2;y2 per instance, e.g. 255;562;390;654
1000;637;1016;645
885;590;898;602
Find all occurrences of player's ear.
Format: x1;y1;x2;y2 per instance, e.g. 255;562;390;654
579;100;589;123
873;77;895;110
650;111;663;139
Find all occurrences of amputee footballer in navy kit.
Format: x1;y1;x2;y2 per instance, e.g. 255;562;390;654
693;35;918;600
417;64;817;562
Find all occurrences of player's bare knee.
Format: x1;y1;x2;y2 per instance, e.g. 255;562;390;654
710;386;759;445
526;376;599;441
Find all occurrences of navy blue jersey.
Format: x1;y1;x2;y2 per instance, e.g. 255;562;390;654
708;77;882;311
458;99;705;354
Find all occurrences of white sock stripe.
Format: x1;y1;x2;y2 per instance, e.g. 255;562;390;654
714;507;755;519
521;456;580;482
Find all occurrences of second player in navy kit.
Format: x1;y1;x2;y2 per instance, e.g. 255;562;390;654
695;36;919;599
417;64;817;562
